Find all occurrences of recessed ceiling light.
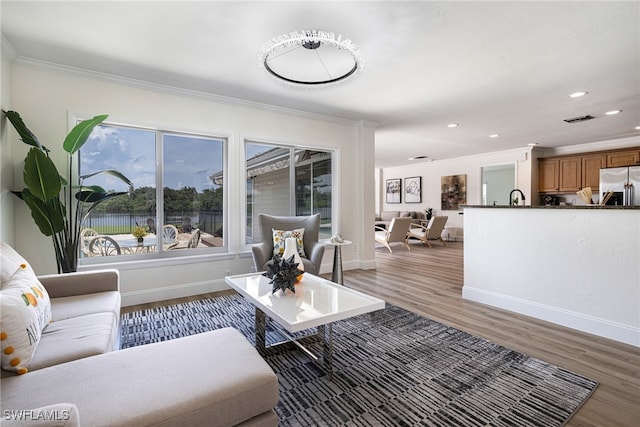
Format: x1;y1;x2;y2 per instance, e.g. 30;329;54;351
605;110;622;115
447;123;459;128
635;126;640;130
528;142;538;146
489;134;499;138
569;91;588;98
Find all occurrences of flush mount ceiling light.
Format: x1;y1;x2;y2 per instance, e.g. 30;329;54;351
447;123;459;128
489;134;500;138
569;91;588;98
258;30;364;87
605;110;622;115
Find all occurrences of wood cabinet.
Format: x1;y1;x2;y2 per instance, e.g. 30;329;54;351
559;157;581;192
607;149;640;168
582;154;607;191
538;157;583;193
538;147;639;195
538;159;559;192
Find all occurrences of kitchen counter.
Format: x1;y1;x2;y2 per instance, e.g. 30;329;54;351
462;204;639;209
462;206;639;347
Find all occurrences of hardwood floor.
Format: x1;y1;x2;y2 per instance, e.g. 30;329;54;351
123;241;640;426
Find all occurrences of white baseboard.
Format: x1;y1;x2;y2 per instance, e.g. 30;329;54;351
121;279;229;307
463;286;639;348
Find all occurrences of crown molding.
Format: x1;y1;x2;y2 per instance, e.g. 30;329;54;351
1;34;17;62
13;56;372;128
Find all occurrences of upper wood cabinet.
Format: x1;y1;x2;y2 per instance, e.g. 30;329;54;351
582;154;607;191
558;157;581;192
538;159;559;192
607;149;640;168
538;147;640;194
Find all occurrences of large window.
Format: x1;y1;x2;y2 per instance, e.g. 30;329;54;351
245;142;332;244
78;122;225;263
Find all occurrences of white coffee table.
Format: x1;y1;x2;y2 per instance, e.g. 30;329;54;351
225;272;385;378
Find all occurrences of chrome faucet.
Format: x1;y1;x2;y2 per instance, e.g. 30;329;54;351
509;189;526;206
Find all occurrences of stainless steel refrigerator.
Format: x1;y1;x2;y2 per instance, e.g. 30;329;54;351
599;166;640;206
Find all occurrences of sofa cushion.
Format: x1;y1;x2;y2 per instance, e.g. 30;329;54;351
50;292;120;322
1;328;279;427
28;312;118;371
0;261;52;375
272;228;306;258
380;211;399;221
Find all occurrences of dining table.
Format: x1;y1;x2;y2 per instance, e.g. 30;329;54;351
112;234;158;253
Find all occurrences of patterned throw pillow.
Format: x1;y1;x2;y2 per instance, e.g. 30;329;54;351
0;243;52;375
272;228;306;259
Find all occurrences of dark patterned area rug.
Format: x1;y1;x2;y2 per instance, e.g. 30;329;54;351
121;294;597;426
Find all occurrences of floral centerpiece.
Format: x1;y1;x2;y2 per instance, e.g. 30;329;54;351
132;226;148;242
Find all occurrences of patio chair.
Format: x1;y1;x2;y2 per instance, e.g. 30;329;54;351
88;236;122;257
374;217;412;253
251;213;325;275
80;228;100;256
407;216;448;247
162;224;179;246
187;229;201;248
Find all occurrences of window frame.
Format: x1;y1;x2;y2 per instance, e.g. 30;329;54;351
72;113;229;268
242;138;336;250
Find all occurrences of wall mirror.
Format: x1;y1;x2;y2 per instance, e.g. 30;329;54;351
481;164;515;205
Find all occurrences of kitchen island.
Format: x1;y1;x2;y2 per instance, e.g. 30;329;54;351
462;205;639;347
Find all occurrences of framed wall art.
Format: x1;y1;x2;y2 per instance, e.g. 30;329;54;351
404;176;422;203
386;178;402;203
441;174;467;210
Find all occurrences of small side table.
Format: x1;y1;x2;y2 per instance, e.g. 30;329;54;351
321;239;353;285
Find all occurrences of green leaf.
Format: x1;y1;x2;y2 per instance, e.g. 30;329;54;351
23;148;62;201
62;114;108;154
22;189;65;236
4;110;47;151
80;169;133;186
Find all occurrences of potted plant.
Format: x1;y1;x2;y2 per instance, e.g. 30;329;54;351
424;207;433;221
132;226;148;243
4;110;132;273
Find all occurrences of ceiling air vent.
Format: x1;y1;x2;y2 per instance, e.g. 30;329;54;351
563;115;595;123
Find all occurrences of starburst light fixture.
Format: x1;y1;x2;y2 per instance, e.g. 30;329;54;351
258;30;364;88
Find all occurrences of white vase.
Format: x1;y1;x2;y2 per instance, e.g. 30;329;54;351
283;237;304;274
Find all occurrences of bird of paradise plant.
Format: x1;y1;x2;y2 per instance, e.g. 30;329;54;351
4;110;132;273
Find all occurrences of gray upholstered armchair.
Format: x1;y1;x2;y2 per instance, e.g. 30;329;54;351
251;213;325;275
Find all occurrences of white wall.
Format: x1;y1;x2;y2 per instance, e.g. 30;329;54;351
378;147;533;240
8;60;376;305
463;207;640;347
1;41;15;245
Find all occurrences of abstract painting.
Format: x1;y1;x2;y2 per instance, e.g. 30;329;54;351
441;174;466;210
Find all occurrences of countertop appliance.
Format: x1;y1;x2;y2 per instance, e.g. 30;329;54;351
599;166;640;206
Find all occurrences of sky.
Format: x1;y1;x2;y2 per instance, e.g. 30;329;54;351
80;125;224;193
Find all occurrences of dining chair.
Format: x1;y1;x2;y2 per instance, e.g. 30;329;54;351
407;216;448;247
88;236;122;257
187;229;201;248
162;224;179;246
374;216;412;253
80;228;100;256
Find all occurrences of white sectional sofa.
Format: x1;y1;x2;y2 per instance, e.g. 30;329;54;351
0;242;279;426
